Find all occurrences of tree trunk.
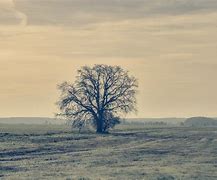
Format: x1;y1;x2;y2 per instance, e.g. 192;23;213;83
96;117;104;133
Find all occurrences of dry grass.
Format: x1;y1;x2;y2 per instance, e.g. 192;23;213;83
0;123;217;179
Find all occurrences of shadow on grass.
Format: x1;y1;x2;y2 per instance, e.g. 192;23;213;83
0;165;26;176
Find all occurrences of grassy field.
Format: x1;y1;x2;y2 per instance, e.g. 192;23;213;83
0;123;217;180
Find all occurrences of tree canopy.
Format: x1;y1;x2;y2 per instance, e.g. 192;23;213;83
57;64;138;133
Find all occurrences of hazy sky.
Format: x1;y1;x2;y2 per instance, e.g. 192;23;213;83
0;0;217;118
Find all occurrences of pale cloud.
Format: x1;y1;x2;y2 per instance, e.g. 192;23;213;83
0;0;216;26
20;0;217;25
0;0;27;25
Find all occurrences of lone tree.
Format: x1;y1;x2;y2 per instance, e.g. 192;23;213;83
57;64;138;133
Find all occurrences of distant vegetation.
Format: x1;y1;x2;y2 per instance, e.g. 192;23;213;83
183;117;217;127
126;118;185;125
121;120;170;127
0;117;61;125
2;117;217;128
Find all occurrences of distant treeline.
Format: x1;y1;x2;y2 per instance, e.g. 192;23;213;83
0;117;63;124
182;117;217;127
121;119;170;126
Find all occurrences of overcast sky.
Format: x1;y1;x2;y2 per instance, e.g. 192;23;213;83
0;0;217;118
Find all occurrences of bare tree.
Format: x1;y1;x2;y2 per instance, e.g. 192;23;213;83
57;64;138;133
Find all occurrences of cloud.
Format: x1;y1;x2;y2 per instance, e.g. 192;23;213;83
8;0;217;26
1;0;217;27
0;0;27;26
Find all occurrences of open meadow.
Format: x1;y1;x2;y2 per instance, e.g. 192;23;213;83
0;123;217;180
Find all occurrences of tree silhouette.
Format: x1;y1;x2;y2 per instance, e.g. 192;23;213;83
57;64;138;133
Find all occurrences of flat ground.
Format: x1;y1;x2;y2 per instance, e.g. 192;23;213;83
0;124;217;180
